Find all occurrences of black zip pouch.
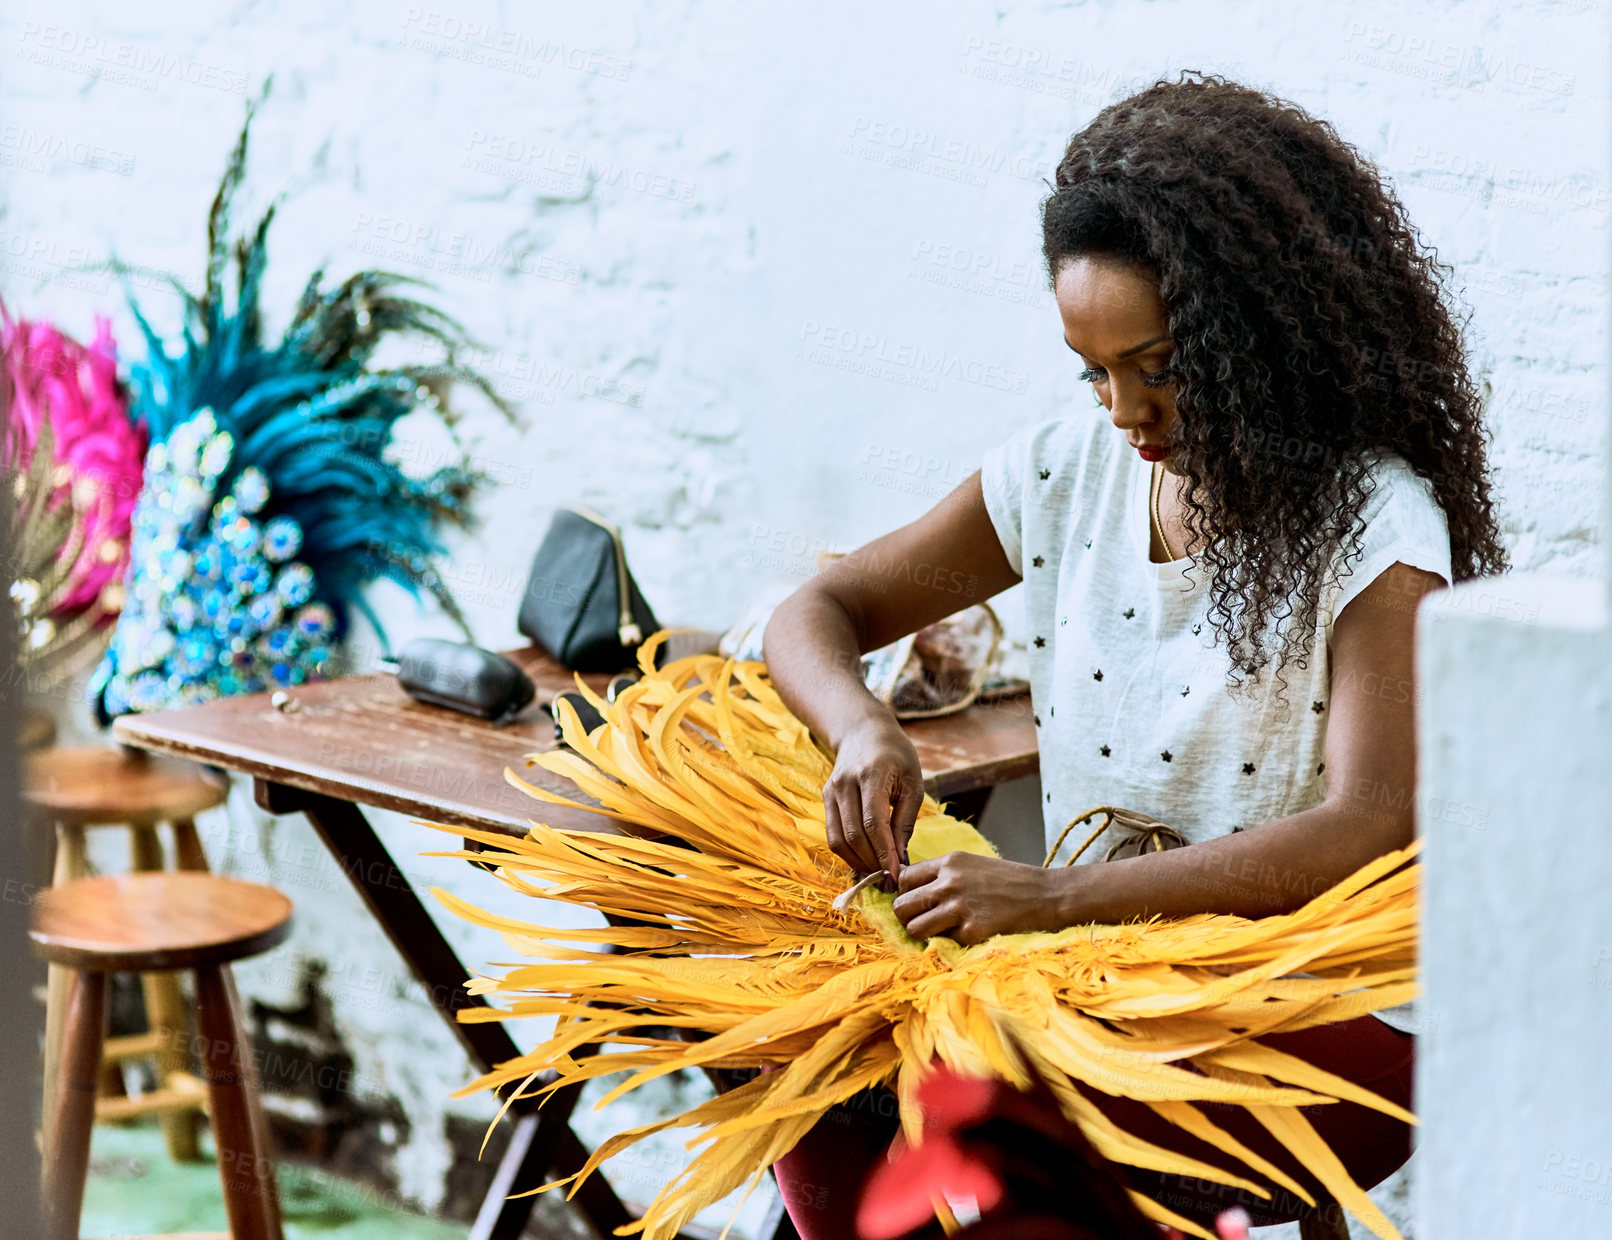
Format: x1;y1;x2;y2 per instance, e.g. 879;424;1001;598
389;638;536;725
517;505;660;672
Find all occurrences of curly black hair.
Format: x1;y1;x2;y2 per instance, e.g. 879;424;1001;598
1042;72;1507;690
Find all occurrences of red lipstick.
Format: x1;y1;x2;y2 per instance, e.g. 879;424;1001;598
1135;444;1170;463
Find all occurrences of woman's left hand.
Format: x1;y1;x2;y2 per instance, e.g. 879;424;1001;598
893;852;1066;946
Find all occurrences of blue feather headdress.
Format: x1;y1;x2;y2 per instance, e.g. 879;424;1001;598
92;97;515;720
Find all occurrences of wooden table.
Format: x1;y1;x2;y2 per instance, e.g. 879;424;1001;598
113;638;1038;1240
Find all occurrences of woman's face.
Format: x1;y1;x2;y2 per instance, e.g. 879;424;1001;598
1054;255;1181;472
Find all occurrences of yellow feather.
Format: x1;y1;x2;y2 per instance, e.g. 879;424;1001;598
1146;1099;1314;1205
1129;1191;1219;1240
1245;1101;1403;1240
425;637;1417;1240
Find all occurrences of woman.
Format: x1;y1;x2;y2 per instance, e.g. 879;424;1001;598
761;73;1505;1236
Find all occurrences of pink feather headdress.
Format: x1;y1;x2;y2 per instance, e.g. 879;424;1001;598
2;304;146;687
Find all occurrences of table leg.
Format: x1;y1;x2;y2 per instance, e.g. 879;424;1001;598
252;780;635;1240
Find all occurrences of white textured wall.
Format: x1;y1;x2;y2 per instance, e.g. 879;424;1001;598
5;0;1607;1233
1417;576;1612;1239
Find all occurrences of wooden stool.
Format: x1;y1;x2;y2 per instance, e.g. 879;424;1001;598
32;871;292;1240
26;746;229;1161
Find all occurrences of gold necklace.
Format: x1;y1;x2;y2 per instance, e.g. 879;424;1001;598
1150;462;1178;562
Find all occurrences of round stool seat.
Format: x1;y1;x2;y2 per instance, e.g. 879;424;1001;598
31;873;293;973
25;745;228;827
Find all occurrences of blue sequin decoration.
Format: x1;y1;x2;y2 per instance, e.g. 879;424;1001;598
91;410;336;718
234;466;270;514
263;516;302;562
276;564;314;608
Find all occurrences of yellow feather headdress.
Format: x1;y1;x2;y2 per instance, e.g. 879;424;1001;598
429;632;1417;1240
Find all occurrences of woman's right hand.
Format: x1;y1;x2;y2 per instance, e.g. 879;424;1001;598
822;713;926;884
761;471;1018;888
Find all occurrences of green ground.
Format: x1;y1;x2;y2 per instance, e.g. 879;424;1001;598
81;1120;466;1239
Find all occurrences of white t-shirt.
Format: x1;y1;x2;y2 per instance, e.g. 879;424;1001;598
980;411;1451;1034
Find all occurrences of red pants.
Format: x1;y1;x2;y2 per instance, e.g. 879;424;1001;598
770;1015;1414;1238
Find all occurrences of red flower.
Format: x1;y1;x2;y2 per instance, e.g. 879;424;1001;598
855;1064;1256;1240
856;1126;1005;1239
855;1064;1159;1240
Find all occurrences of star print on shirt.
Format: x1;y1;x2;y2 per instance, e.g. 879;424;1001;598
1039;468;1051;480
1179;686;1190;697
1312;700;1326;714
1122;607;1135;619
1242;762;1255;775
1092;669;1103;681
1084;539;1092;549
1191;623;1202;636
1033;715;1041;726
1160;750;1173;762
1034;636;1046;648
1032;555;1044;568
1099;745;1111;757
